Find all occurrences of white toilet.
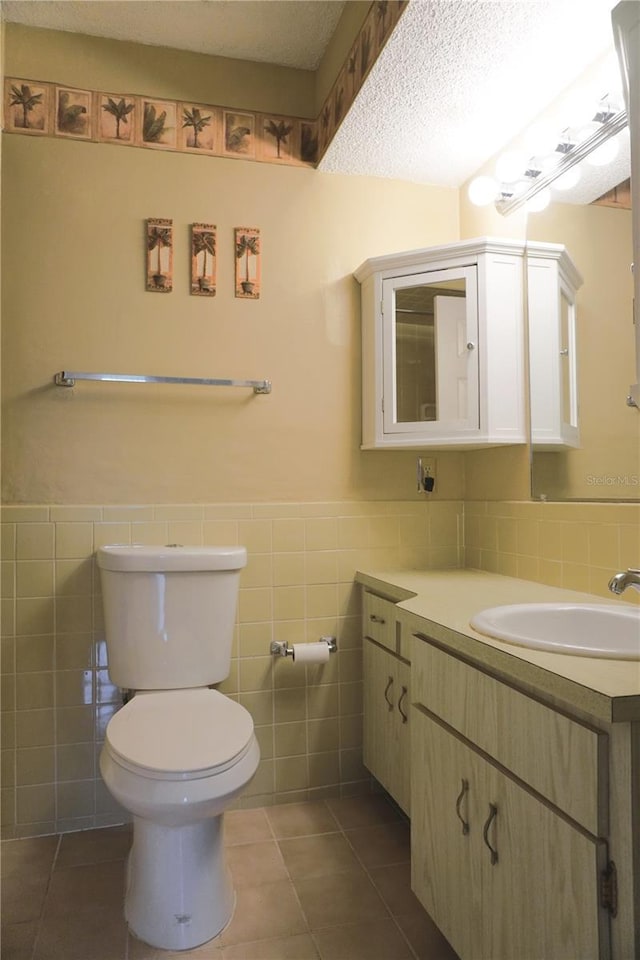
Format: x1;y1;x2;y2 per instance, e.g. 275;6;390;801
97;544;260;952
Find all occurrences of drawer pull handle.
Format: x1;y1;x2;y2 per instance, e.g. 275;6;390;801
455;779;470;835
369;614;386;624
483;803;499;865
398;686;408;723
384;676;394;710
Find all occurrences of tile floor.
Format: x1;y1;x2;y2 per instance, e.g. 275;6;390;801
1;795;459;960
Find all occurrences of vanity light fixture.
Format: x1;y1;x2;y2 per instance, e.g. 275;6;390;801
468;95;628;216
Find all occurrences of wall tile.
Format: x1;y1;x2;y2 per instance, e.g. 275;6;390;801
55;523;94;559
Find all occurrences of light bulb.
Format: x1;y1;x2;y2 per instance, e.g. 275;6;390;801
495;151;527;184
525;188;551;213
586;138;619;166
553;166;581;191
467;176;498;206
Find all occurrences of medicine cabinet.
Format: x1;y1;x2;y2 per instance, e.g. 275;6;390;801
354;238;528;449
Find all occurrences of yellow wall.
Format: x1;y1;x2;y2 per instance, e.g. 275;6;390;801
2;25;462;506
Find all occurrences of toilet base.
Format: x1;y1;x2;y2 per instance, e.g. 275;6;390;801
125;814;234;951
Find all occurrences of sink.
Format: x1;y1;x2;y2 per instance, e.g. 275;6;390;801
469;603;640;660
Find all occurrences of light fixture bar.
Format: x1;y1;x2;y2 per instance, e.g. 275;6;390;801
495;109;628;216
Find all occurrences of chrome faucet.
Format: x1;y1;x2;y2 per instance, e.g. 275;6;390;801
608;568;640;595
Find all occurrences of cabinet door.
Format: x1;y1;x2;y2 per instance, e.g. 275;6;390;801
483;759;602;960
381;266;479;438
363;639;411;815
411;707;483;960
412;709;605;960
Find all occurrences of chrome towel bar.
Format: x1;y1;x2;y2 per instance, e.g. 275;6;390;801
54;371;272;394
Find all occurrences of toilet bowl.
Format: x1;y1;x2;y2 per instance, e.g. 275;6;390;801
100;688;260;951
96;544;258;952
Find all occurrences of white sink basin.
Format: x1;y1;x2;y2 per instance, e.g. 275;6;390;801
470;603;640;660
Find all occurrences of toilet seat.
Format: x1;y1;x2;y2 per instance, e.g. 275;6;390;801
105;688;255;781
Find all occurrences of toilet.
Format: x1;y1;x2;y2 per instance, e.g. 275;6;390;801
96;544;260;952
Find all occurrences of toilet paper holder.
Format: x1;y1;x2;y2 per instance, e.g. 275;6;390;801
270;636;337;658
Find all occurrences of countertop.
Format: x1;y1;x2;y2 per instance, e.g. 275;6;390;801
355;568;640;724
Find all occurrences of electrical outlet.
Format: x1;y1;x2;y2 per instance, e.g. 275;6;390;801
417;457;436;494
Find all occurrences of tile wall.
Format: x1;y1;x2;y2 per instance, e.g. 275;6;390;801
0;499;462;839
465;500;640;600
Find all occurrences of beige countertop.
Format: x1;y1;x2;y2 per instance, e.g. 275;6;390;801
355;568;640;724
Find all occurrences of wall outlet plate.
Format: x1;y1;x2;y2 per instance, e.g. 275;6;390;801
417;457;435;493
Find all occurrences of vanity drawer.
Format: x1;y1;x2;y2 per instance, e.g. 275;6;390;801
362;591;398;653
412;636;608;836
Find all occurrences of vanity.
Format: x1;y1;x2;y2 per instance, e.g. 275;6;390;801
357;568;640;960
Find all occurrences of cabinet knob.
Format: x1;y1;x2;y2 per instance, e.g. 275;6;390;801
369;614;386;624
466;341;475;351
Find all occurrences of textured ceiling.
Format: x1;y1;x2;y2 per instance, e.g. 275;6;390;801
1;0;345;69
2;0;628;199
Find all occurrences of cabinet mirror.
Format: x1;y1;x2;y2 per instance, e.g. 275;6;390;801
385;269;476;432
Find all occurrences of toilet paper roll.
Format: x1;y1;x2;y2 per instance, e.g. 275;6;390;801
291;642;330;664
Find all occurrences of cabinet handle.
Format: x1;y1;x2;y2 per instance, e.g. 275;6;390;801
455;778;470;835
369;613;386;624
398;686;408;723
384;676;394;710
483;803;499;865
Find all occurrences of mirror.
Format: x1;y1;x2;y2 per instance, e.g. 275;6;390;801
393;278;467;424
527;188;638;500
384;268;477;434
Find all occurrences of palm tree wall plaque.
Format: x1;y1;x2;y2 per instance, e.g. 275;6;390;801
264;119;293;159
146;219;173;292
183;107;212;149
143;103;167;143
234;228;261;299
191;224;216;296
101;96;135;140
9;84;44;130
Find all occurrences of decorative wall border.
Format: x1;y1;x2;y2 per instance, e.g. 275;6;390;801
4;78;318;167
3;1;408;170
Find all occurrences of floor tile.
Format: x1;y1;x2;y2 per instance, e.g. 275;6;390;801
326;794;402;830
293;871;389;930
224;808;273;846
278;831;361;879
265;801;338;838
219;879;308;946
226;840;288;885
0;835;59;878
221;933;320;959
345;820;411;869
0;920;39;960
33;908;128;960
44;859;125;916
56;824;131;869
313;918;414;960
369;862;425;917
2;874;50;923
395;913;460;960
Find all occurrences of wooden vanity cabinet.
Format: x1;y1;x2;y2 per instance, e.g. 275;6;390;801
411;637;612;960
362;590;411;815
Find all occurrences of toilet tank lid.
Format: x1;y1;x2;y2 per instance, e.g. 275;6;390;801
97;544;247;572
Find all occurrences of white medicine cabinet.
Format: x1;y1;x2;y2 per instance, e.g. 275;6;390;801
354;238;528;449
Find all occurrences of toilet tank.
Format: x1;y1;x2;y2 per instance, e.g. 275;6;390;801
97;545;247;690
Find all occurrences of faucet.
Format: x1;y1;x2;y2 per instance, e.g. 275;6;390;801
608;568;640;595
